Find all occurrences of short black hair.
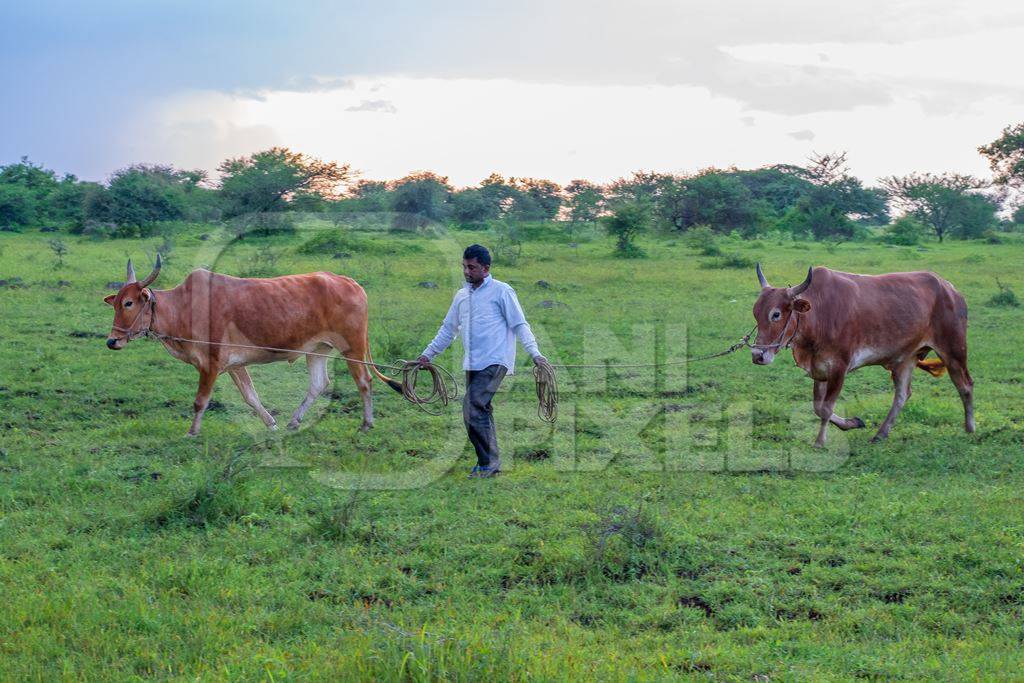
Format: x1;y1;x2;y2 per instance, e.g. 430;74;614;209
463;244;491;266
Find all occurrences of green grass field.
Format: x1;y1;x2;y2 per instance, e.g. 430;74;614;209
2;223;1023;680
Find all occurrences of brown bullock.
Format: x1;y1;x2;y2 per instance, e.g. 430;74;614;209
104;256;401;436
751;264;974;447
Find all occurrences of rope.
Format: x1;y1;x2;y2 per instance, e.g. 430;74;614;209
530;317;798;423
136;331;458;415
111;292;796;424
533;357;558;423
393;360;459;416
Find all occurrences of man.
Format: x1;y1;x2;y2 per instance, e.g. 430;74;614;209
417;244;546;478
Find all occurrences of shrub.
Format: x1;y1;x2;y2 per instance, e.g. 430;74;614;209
602;201;648;258
988;280;1020;308
684;225;721;255
297;230;425;257
489;220;523;265
883;215;927;245
228;211;296;238
700;252;755;269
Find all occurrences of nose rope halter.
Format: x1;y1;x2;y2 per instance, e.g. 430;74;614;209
747;308;801;352
110;292;157;341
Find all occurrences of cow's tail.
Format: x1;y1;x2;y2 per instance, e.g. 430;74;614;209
916;357;947;377
363;331;403;393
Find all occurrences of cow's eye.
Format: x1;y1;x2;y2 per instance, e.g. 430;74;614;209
124;300;133;308
770;310;781;321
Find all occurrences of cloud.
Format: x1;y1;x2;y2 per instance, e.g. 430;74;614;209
656;49;894;115
345;99;398;114
788;129;815;141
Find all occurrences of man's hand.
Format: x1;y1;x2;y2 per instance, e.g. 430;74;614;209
532;355;548;366
416;355;431;368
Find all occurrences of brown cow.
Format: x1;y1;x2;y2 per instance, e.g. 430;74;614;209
104;255;401;436
751;264;974;447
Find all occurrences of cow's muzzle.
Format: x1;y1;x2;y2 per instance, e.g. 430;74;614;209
106;337;125;350
751;348;775;365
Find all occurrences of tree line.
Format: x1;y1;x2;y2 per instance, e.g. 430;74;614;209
2;122;1023;243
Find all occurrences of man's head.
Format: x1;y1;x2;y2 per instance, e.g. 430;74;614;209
463;244;491;286
751;263;813;365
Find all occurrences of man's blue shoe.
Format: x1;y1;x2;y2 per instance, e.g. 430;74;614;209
475;464;501;478
467;465;482;478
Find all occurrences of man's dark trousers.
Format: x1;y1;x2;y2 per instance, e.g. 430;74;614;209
463;364;508;469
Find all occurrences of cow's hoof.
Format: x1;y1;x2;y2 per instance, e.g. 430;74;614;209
853;417;866;429
359;422;373;433
268;423;278;432
185;431;198;438
286;420;300;430
813;442;827;449
869;434;886;444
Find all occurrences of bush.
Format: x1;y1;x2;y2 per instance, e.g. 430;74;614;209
883;215;927;245
0;183;41;228
701;253;755;269
228;211;296;238
488;220;523;265
683;225;721;255
297;229;424;257
602;201;648;258
988;280;1020;308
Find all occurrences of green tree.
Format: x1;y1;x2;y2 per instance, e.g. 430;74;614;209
0;184;38;227
979;122;1024;187
348;180;392;212
218;147;352;217
509;178;562;221
731;165;814;216
657;170;761;233
97;165;189;228
1013;205;1024;225
451;188;499;227
949;193;999;239
0;157;60;227
389;171;452;229
602;201;649;257
606;171;671;207
565;179;605;223
880;172;986;242
780;152;888;239
47;176;100;227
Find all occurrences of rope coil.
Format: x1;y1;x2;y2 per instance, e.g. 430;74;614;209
394;360;459;416
532;358;558;423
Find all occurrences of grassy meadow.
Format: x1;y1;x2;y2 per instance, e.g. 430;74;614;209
1;221;1023;680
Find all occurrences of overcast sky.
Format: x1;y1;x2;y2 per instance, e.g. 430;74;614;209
2;0;1022;187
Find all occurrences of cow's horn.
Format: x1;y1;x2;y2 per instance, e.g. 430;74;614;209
139;253;162;288
126;259;137;284
756;262;769;288
790;266;813;296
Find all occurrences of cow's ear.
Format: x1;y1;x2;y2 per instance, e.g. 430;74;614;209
792;298;811;313
140;288;151;302
103;294;116;306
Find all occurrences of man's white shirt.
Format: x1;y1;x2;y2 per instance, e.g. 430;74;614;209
421;274;540;374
